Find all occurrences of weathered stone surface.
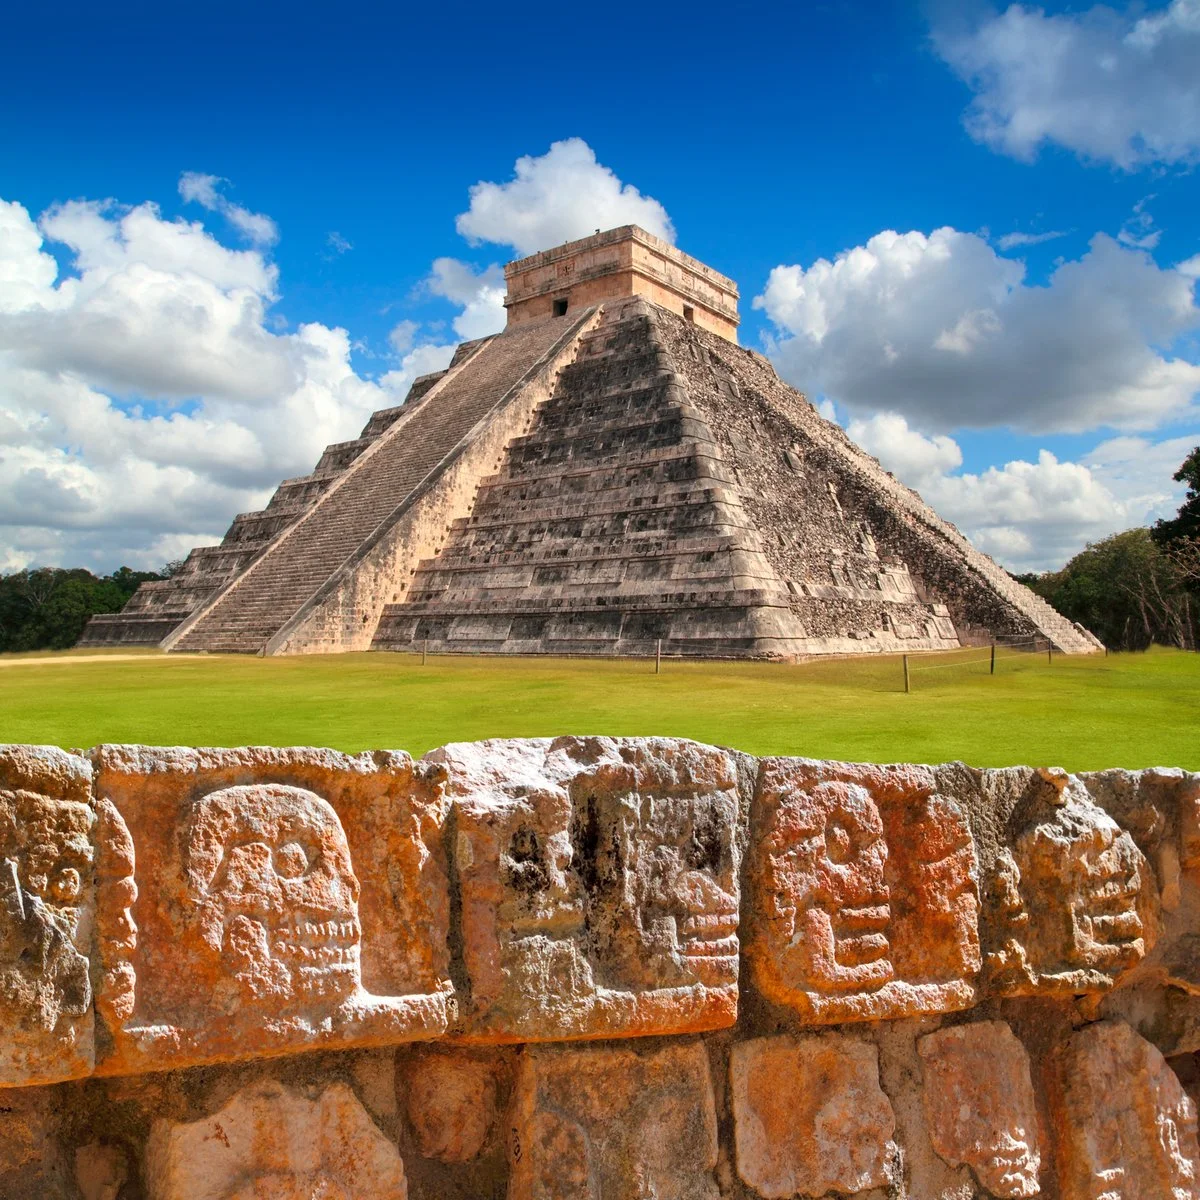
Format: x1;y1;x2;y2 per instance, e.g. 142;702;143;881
730;1031;895;1197
747;758;979;1022
144;1078;408;1199
433;735;740;1040
986;768;1153;997
400;1047;498;1162
89;226;1102;661
75;1141;130;1200
0;745;95;1086
1053;1019;1200;1199
90;746;451;1074
509;1040;719;1199
918;1020;1042;1197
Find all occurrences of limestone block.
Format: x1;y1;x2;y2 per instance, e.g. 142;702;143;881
986;768;1153;997
1053;1019;1200;1199
509;1040;719;1200
75;1142;130;1200
90;746;452;1075
729;1031;895;1197
400;1046;498;1162
746;758;980;1022
144;1078;407;1199
433;736;740;1040
0;1083;73;1196
917;1020;1042;1197
0;745;95;1085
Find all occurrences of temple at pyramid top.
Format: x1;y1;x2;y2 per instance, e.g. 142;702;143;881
503;225;740;342
81;226;1101;659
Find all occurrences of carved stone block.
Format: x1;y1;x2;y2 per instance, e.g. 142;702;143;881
918;1020;1042;1197
730;1031;895;1197
434;736;740;1040
91;746;451;1074
747;759;980;1022
399;1046;498;1162
144;1079;408;1199
1053;1019;1200;1199
509;1040;719;1200
0;745;95;1085
986;768;1153;997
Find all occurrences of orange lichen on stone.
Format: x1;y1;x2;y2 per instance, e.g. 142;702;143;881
918;1020;1042;1196
1052;1019;1200;1199
433;735;740;1041
0;745;95;1086
730;1031;895;1197
508;1040;720;1200
747;758;980;1022
89;745;452;1075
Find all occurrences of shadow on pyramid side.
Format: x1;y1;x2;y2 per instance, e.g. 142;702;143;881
80;226;1101;659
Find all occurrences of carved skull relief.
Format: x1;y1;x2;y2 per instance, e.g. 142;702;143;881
751;761;980;1021
0;789;93;1034
185;785;362;1014
579;790;739;991
989;770;1148;995
764;780;894;995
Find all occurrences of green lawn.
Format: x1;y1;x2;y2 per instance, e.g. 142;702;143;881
0;645;1195;770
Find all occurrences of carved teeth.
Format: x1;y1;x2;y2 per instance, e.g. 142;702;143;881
682;910;738;938
683;934;738;957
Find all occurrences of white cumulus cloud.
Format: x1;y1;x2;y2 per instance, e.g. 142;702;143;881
843;409;1198;571
934;0;1200;169
178;172;279;246
456;138;675;256
756;226;1200;434
0;194;431;572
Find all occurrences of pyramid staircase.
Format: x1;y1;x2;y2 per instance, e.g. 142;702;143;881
164;312;595;655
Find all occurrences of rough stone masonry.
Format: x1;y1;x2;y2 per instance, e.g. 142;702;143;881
81;227;1101;660
3;736;1200;1197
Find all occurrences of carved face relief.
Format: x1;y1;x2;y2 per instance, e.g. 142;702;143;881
497;793;584;942
999;781;1147;991
185;785;362;1013
0;790;93;1032
765;781;893;995
579;792;739;991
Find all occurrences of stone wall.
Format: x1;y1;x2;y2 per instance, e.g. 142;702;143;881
3;736;1198;1197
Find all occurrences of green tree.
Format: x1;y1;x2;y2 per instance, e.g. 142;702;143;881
1152;446;1200;547
1031;528;1195;652
0;565;166;652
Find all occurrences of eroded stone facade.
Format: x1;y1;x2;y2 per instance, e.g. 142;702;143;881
85;226;1101;659
3;738;1199;1198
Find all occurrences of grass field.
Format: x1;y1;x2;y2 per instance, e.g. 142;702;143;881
1;644;1195;770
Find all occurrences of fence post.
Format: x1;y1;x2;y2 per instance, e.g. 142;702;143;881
655;639;662;674
990;642;996;676
1047;642;1053;665
903;654;911;694
422;638;428;666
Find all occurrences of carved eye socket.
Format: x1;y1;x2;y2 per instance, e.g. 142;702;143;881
49;868;81;904
825;818;855;865
275;842;311;879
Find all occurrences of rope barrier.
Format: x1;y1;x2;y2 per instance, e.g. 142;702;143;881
902;638;1056;691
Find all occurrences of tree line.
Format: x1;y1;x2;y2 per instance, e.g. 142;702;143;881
1017;447;1200;652
0;564;174;652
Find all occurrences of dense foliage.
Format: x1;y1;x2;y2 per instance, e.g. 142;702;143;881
1025;527;1198;652
0;566;166;652
1152;446;1200;548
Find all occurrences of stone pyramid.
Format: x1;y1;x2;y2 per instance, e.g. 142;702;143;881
82;226;1100;658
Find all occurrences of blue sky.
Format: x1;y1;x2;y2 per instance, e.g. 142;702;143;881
1;0;1198;573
